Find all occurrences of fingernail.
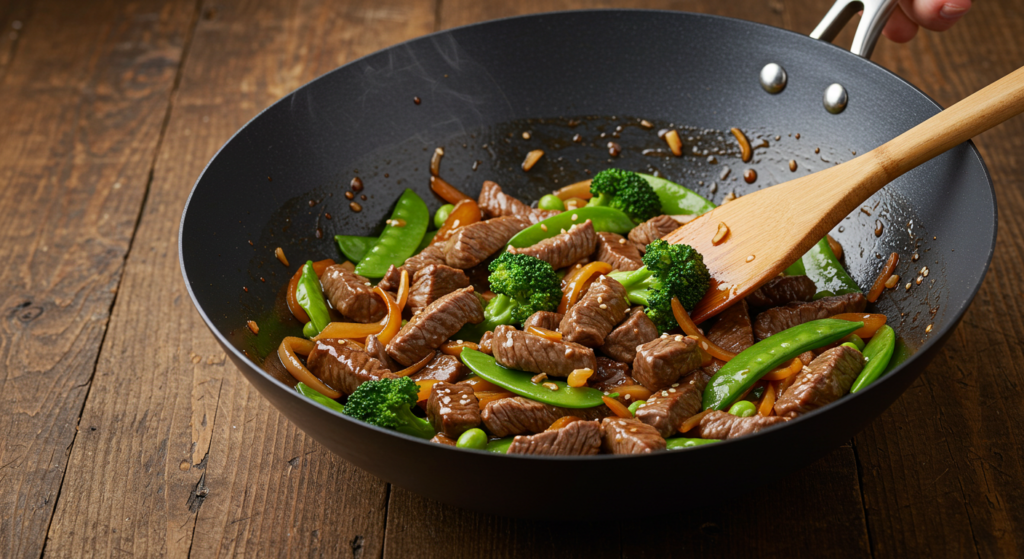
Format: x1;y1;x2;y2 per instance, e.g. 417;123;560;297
940;3;968;20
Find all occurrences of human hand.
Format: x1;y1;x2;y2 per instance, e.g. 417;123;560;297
883;0;972;42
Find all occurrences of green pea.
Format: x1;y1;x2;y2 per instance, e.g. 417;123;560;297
456;428;488;450
841;342;860;350
627;400;646;416
850;325;897;393
665;437;720;450
355;189;429;278
506;207;634;249
296;382;345;413
841;334;866;350
459;348;604;408
434;203;454;229
728;400;757;417
538;194;565;211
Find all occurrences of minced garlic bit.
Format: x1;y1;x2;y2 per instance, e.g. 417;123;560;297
275;247;289;267
599;304;607;309
916;275;924;285
531;373;548;384
540;223;548;231
921;266;930;277
522;131;531;140
246;320;259;335
926;324;933;333
522;149;544;171
542;382;559;391
618;238;626;244
664;129;683;156
712;222;730;246
571;213;579;221
885;274;900;289
745;254;756;263
640;119;653;129
905;282;912;291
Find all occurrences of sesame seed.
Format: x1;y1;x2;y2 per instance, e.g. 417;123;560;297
571;214;579;221
630;428;638;433
560;228;567;234
541;224;548;231
599;304;607;309
661;391;668;397
669;388;676;393
675;335;683;342
671;383;679;387
618;238;626;244
624;394;631;400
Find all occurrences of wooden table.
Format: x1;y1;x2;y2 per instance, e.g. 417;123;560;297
1;0;1021;556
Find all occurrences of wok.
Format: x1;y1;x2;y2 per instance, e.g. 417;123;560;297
178;3;996;518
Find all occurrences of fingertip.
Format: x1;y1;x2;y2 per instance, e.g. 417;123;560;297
900;0;971;32
883;5;919;43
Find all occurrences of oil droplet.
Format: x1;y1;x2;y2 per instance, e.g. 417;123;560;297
789;160;797;172
350;202;362;212
746;255;756;262
743;169;757;183
345;191;354;200
351;177;363;191
413;96;421;105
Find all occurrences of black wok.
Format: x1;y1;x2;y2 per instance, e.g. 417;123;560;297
178;8;996;518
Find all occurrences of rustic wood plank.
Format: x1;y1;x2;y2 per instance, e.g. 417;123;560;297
0;0;197;557
0;0;33;80
42;0;436;557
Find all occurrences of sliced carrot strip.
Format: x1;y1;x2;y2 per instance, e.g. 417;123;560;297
432;199;481;245
867;252;899;303
429;175;472;204
831;312;888;339
526;325;563;342
546;416;579;431
415;379;441;403
615;384;652;402
461;376;502;393
476;390;515;409
558;261;611;313
392;351;435;378
758;383;777;417
679;409;712;434
762;357;804;381
278;336;340;399
671;298;736;362
374;285;403;345
603;396;633;418
566;368;594;388
395;269;410;312
439;340;479;356
553;179;593;201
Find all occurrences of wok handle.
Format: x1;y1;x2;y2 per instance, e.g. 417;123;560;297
810;0;899;59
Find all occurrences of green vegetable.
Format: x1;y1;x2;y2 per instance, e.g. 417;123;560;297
458;252;562;340
355;189;429;278
416;230;437;253
850;325;896;393
538;194;565;211
302;321;318;338
460;348;605;409
588;168;662;223
666;437;721;450
434;203;454;228
456;428;488;450
639;174;716;217
703;318;863;411
507;206;634;249
343;377;435;439
728;400;757;417
607;239;711;332
295;260;331;337
486;437;515;454
841;334;866;351
784;237;861;297
296;382;345;413
334;235;377;264
627;400;646;416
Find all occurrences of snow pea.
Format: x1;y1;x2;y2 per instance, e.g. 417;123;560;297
486;437;514;454
506;207;634;249
703;318;863;411
627;400;646;415
334;235;376;264
355;189;429;278
456;428;488;450
850;325;896;393
666;437;720;450
784;237;861;297
459;348;605;408
296;260;331;336
296;382;345;413
639;174;716;217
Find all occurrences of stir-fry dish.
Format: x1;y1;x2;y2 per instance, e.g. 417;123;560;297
273;167;898;456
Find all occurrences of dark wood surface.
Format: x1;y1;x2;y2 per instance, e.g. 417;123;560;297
0;0;1021;557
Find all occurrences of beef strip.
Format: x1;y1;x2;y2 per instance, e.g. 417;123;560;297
697;410;787;439
482;396;610;437
378;244;447;292
491;325;596;377
407;264;470;314
386;287;484;366
595;231;643;271
479;330;494;355
430;433;458;446
635;370;708;437
590;357;635;392
706;299;755;355
365;333;398;372
507;419;602;456
306;338;394;396
774;346;864;418
444;216;530;269
478;180;558;223
633;335;702;391
427;382;481;439
627;214;680;251
600;417;666;454
523;311;563;332
599;307;658;363
559;275;629;347
753;293;867;340
410;353;468;384
320;264;386;323
746;275;817;308
507;219;597;271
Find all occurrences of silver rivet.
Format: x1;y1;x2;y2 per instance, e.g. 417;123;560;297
824;83;848;114
759;63;787;94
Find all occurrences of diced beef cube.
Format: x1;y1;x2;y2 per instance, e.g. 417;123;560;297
706;299;755;355
746;275;817;308
478;330;494;355
387;287;484;366
508;219;597;270
378;244;447;292
365;333;398;372
774;346;864;418
444;216;530;269
628;214;680;251
633;335;702;391
635;371;707;437
600;417;666;454
507;420;602;456
306;338;394;396
320;264;386;323
523;310;563;332
427;382;481;439
478;180;559;223
410;353;468;384
407;264;470;314
482;396;610;437
595;231;643;271
600;307;658;363
753;293;867;340
560;275;629;347
696;410;787;439
430;433;458;446
491;325;596;377
590;357;635;392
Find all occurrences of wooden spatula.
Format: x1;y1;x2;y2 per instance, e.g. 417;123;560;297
668;66;1024;324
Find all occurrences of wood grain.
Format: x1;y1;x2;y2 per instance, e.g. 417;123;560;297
0;0;32;81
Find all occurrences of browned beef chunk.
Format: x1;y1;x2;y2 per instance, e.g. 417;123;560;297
387;287;484;366
590;357;635;392
479;330;494;355
633;335;702;391
481;396;610;437
746;275;817;308
595;231;643;271
508;219;597;270
444;216;530;269
430;433;457;446
478;180;558;223
753;293;867;340
427;382;480;439
306;339;394;396
697;410;787;439
600;307;658;363
706;300;754;355
320;264;386;323
491;325;596;377
407;264;470;314
628;214;680;251
774;346;864;418
635;371;707;437
560;275;629;347
410;353;468;384
523;311;563;332
379;244;446;292
365;333;398;372
600;417;666;454
507;420;602;456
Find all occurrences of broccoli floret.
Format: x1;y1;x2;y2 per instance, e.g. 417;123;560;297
455;252;563;341
588;168;662;223
607;239;711;332
343;377;435;439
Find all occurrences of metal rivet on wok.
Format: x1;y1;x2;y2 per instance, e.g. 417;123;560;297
824;83;848;114
759;63;787;94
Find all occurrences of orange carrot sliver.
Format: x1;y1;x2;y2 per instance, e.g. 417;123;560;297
461;376;502;393
679;409;712;434
867;252;899;303
831;312;888;339
392;350;435;378
553;180;593;201
476;390;515;409
395;269;410;312
558;261;611;313
758;383;777;417
439;340;479;356
603;396;633;418
526;325;562;342
546;416;578;431
762;357;803;381
278;336;340;399
415;379;441;402
432;199;481;245
671;298;736;362
615;384;652;402
429;175;472;204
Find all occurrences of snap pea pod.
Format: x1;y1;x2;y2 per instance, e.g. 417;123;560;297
506;207;634;249
485;437;515;454
627;400;646;415
665;437;720;450
703;318;863;411
334;235;377;264
638;174;716;217
355;189;429;278
784;237;861;297
296;260;331;336
416;230;437;253
459;348;605;409
850;325;896;393
296;382;345;413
